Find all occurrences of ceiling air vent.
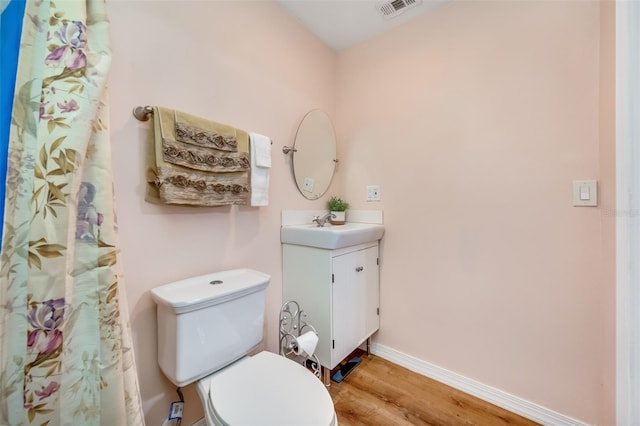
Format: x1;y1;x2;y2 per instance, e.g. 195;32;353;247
377;0;422;19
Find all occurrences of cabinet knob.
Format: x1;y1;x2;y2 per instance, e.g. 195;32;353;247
355;266;364;272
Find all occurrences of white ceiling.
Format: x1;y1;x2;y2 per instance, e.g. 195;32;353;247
277;0;449;51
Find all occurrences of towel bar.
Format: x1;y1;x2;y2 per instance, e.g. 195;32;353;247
133;105;273;146
132;105;153;121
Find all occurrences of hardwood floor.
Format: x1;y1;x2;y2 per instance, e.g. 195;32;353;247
327;352;540;426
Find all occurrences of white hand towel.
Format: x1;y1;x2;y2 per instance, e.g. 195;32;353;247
253;134;271;168
250;133;271;206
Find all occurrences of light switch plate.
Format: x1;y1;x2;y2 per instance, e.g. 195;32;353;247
573;180;597;206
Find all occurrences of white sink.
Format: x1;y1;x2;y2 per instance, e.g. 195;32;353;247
281;222;385;249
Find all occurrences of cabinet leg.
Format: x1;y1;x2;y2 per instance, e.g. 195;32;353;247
366;336;371;357
322;366;331;387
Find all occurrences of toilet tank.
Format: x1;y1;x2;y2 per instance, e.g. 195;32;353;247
150;268;270;387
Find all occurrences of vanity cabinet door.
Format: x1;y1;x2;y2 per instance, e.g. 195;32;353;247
361;246;380;339
282;242;380;371
331;245;379;367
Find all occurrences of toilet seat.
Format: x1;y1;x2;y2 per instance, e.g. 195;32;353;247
201;351;336;426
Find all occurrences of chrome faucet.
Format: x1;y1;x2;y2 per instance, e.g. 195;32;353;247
312;212;336;227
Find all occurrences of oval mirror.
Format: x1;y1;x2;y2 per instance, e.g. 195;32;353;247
291;110;337;200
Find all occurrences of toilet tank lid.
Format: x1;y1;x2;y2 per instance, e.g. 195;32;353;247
150;268;270;314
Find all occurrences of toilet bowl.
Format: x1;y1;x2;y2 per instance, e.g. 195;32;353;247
151;268;336;426
197;351;335;426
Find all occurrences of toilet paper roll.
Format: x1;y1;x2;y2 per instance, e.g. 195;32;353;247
294;331;319;356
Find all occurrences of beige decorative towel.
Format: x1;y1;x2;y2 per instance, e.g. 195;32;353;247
175;111;239;152
146;107;250;206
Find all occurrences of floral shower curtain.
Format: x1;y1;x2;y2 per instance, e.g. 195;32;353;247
0;1;145;424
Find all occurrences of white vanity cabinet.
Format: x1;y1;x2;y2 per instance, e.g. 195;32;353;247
282;241;380;371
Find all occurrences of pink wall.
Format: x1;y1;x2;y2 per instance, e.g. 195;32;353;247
106;2;338;424
335;1;614;424
107;1;615;424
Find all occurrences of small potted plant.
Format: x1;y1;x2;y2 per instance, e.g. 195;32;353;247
328;196;349;225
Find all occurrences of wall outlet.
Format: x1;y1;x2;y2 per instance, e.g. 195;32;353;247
303;177;315;192
366;185;381;201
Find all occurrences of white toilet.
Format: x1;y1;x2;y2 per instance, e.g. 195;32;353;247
151;268;337;426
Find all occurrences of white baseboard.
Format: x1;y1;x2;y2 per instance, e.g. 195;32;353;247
370;343;587;426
